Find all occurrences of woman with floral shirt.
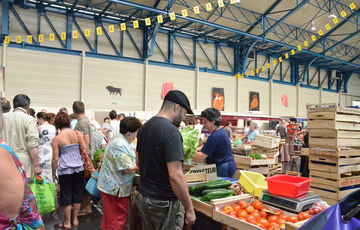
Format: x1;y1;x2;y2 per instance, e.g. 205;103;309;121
97;117;142;230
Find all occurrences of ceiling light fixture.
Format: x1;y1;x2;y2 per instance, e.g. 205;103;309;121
236;0;241;3
328;14;337;18
311;20;316;31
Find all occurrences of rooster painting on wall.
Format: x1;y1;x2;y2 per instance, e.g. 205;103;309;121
249;92;260;111
212;88;225;111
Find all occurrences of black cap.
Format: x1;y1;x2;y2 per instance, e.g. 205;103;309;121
164;90;194;114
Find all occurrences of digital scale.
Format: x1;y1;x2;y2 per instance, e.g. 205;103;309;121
260;190;321;213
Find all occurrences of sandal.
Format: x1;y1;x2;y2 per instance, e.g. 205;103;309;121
77;210;92;217
58;221;71;229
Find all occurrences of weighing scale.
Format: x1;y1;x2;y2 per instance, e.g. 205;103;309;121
260;190;321;213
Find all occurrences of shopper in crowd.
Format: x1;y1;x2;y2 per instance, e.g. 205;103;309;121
97;117;142;230
69;113;77;130
103;117;110;124
276;120;287;139
244;120;251;132
73;101;92;216
118;113;125;121
90;126;111;159
194;118;203;133
136;90;196;229
47;112;56;125
0;97;11;116
27;108;36;118
192;108;237;178
109;110;120;139
241;121;259;143
1;94;41;177
0;108;44;229
52;112;84;229
59;107;68;114
224;121;233;138
37;112;57;182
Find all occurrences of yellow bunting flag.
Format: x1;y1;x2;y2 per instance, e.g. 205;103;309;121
341;11;347;17
311;35;317;41
4;36;10;44
50;34;55;41
194;6;200;14
267;63;271;69
230;0;236;4
61;32;66;40
218;0;224;8
318;29;323;36
333;17;339;24
72;31;78;39
206;3;212;11
121;23;126;31
234;73;240;78
304;40;309;47
133;20;139;29
251;70;255;75
261;66;265;71
182;9;188;17
325;24;331;30
256;68;259;74
240;74;244;79
291;49;295;55
245;72;249;77
38;35;43;43
169;12;176;21
85;29;90;37
157;15;163;23
96;27;102;35
273;60;277;66
285;53;289;59
349;3;356;10
145;18;151;26
297;45;302;51
109;25;115;33
279;57;283;63
27;35;32;43
16;36;21;43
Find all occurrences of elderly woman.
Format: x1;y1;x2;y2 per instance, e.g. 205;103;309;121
97;116;142;230
52;112;84;229
192;108;236;178
0;111;43;229
241;121;259;143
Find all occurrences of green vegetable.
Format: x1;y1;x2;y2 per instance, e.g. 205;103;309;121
201;188;231;196
180;127;199;162
189;179;226;196
248;153;264;160
206;180;232;189
92;148;105;168
201;190;235;201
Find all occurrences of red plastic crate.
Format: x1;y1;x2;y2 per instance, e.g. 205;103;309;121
265;175;311;198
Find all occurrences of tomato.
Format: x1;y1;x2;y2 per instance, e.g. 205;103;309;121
238;210;248;218
268;225;281;230
252;212;261;221
241;202;250;209
223;206;233;214
277;219;286;226
297;212;306;221
229;211;237;217
238;200;246;207
260;210;268;219
273;210;283;215
232;204;241;212
256;223;266;229
278;214;287;220
288;216;298;223
238;217;247;222
252;200;264;210
251;209;259;214
259;218;270;228
246;206;255;214
303;212;312;220
247;215;257;224
268;215;278;223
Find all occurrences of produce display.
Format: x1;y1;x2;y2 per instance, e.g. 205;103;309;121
219;200;308;230
180;126;199;163
189;180;234;201
92;148;105;169
307;201;329;215
229;181;246;196
248;153;265;160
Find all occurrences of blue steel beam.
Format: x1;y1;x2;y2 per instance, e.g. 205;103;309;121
100;23;120;56
10;6;38;45
242;40;258;74
72;16;95;52
149;23;160;56
246;0;282;33
98;2;112;17
349;53;360;63
66;13;72;49
262;0;310;37
43;11;65;48
165;0;177;11
1;0;9;36
197;41;215;69
324;30;360;53
308;8;360;50
70;0;79;12
302;57;319;82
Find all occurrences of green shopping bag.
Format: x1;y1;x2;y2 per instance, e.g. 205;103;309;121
29;176;56;215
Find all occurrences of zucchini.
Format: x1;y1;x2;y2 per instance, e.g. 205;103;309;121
206;180;232;189
201;188;230;196
201;190;235;201
189;179;226;196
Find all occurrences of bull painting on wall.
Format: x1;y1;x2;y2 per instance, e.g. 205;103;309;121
106;85;122;96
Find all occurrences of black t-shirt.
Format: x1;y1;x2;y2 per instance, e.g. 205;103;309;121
136;116;184;201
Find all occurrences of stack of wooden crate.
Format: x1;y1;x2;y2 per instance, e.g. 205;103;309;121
233;155;278;177
307;103;360;205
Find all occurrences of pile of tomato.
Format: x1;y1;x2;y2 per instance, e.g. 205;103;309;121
220;200;312;230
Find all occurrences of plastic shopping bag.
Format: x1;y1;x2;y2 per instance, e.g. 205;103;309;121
29;176;56;215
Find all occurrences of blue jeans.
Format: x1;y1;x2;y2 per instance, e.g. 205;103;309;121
216;161;237;178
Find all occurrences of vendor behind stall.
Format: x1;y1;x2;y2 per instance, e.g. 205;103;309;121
192;108;236;178
240;122;259;143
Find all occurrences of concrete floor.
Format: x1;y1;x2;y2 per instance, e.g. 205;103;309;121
42;205;103;230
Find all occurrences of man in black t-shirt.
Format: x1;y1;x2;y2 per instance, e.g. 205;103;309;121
135;90;196;230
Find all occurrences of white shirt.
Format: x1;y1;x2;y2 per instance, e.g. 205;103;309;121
109;119;120;139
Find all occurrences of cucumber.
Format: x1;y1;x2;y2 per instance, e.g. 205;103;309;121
189;179;226;196
206;180;232;189
201;190;235;201
201;188;230;196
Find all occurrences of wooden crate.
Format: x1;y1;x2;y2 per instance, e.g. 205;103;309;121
309;154;360;174
307;111;360;122
185;173;206;183
285;219;308;230
309;137;360;149
309;148;360;157
307;120;360;131
233;155;276;167
253;135;281;149
307;103;360;115
251;146;279;157
309;129;360;139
